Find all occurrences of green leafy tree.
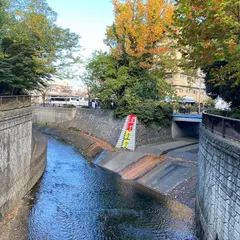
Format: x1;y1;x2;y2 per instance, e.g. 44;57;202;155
86;51;174;119
0;0;82;95
204;61;240;108
174;0;240;104
0;0;10;41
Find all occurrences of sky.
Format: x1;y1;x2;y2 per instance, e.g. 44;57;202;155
46;0;114;87
47;0;114;60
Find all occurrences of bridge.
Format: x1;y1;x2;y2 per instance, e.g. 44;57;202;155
171;113;202;139
172;113;202;122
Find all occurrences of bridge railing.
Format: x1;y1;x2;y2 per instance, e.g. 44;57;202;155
0;96;31;111
202;112;240;142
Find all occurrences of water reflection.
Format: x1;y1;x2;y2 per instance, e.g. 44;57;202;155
27;136;196;240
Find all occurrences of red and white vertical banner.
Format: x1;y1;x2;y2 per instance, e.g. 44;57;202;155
116;114;137;151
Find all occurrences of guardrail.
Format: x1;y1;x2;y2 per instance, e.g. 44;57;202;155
0;96;31;111
202;112;240;142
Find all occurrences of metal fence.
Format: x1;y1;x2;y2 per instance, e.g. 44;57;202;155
0;96;31;111
202;112;240;142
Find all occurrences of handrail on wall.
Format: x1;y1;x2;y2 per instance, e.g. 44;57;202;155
0;95;31;111
202;111;240;142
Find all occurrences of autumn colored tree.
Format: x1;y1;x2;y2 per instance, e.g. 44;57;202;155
84;1;176;121
105;0;175;69
174;0;240;105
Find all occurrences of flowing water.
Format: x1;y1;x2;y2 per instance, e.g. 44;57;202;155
1;136;197;240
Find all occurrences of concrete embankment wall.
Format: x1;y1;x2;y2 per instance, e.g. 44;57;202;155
33;107;76;128
196;126;240;240
33;107;172;146
0;108;47;219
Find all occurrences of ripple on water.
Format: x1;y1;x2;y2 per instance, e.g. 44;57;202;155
26;136;197;240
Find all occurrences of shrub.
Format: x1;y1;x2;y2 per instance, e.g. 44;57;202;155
231;108;240;119
207;107;240;119
115;100;173;126
134;100;156;123
154;102;173;126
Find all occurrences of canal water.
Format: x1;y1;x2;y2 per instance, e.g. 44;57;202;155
1;136;197;240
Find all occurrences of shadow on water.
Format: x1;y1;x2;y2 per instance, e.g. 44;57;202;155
25;136;197;240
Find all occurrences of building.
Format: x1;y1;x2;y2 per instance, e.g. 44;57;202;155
166;69;210;104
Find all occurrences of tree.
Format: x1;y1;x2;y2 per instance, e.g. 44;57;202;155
0;0;9;25
86;51;174;115
85;1;176;121
105;0;175;69
204;61;240;108
0;0;10;41
82;72;100;101
85;51;118;107
0;0;82;95
0;39;47;95
174;0;240;89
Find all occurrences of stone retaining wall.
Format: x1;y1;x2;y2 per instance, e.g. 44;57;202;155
71;109;125;146
0;108;46;219
33;107;172;147
72;109;172;146
196;126;240;240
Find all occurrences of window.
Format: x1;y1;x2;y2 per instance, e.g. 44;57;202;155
177;88;183;93
166;73;173;79
51;97;69;102
180;73;187;80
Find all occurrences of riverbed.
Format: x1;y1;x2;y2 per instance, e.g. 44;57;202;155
0;136;197;240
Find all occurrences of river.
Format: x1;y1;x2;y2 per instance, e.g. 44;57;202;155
0;136;197;240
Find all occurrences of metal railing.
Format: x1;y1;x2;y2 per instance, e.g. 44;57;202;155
202;112;240;142
0;95;31;111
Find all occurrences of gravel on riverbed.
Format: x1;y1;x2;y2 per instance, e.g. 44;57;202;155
166;175;197;209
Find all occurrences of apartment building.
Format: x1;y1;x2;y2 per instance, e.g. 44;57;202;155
166;69;210;103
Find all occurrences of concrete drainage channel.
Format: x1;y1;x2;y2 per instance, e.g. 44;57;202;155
96;139;199;209
35;124;198;209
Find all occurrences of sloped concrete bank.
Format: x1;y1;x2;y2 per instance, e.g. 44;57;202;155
97;140;199;209
34;125;109;161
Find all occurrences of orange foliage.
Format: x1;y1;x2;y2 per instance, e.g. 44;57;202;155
108;0;174;67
